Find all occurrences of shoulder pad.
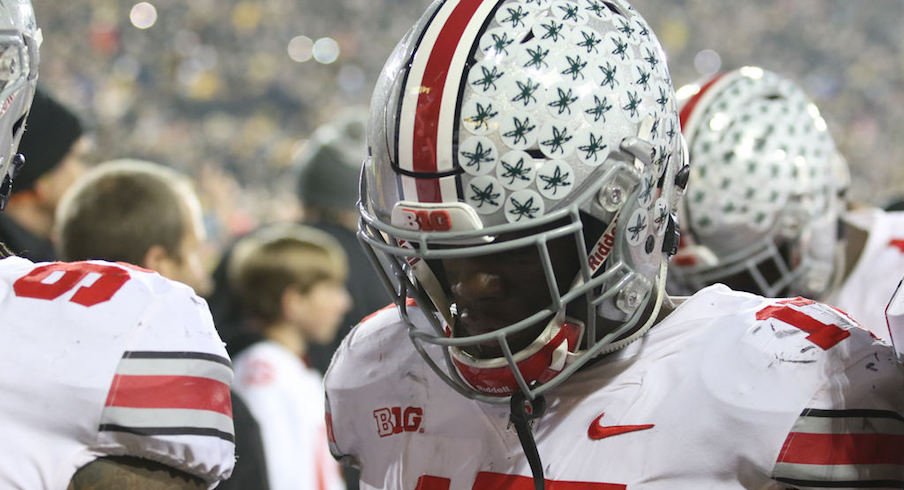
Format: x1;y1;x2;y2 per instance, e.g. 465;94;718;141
746;297;878;365
96;285;235;485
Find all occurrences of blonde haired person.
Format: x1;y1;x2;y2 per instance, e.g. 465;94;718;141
54;159;270;489
325;1;903;488
230;224;350;490
56;159;211;295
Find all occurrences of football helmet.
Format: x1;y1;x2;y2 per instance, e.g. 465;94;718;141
0;0;39;209
359;0;686;401
671;67;846;298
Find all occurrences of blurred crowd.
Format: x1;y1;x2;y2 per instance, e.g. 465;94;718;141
637;0;904;205
29;0;904;252
32;0;422;248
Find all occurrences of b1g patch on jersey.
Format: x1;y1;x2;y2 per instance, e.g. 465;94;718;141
373;406;424;437
100;351;234;442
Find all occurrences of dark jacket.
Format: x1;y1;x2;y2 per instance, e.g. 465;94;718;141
219;391;270;490
0;214;55;262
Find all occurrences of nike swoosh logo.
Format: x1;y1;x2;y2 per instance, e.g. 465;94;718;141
588;412;655;440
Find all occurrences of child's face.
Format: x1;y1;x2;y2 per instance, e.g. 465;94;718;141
294;280;352;345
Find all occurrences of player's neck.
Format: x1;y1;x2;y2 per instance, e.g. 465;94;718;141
264;323;307;358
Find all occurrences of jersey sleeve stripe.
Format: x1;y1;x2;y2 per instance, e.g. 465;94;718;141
100;407;234;436
800;408;904;422
777;408;904;472
105;374;233;417
777;433;904;465
791;412;904;436
116;358;232;385
773;463;903;487
98;424;235;443
123;350;232;368
775;476;904;489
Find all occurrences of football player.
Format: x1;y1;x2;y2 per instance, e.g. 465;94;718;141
828;202;904;344
0;2;236;488
324;0;904;489
669;67;847;301
673;67;904;346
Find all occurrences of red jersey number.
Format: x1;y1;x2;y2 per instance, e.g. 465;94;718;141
755;297;851;350
13;262;131;307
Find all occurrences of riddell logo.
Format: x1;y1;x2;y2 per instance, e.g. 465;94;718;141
373;406;424;437
0;94;13;115
588;230;617;270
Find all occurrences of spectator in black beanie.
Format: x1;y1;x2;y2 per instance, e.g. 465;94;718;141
0;85;89;261
206;109;378;490
208;110;387;374
886;196;904;212
292;110;388;375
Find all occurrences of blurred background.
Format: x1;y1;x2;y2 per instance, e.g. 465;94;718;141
32;0;904;248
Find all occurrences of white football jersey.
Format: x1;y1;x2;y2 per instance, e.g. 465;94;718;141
233;340;343;490
325;285;904;489
829;208;904;343
0;257;235;489
887;277;904;357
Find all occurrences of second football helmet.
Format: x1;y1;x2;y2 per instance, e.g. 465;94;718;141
672;67;846;298
0;0;40;209
359;0;686;401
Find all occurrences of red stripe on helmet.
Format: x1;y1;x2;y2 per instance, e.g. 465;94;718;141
412;0;484;202
678;72;728;134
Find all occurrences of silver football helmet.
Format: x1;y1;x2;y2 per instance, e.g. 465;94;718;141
671;67;846;298
0;0;39;209
359;0;686;402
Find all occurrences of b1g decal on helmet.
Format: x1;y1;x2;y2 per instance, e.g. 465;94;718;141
391;201;485;233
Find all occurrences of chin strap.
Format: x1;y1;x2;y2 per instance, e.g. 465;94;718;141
510;391;547;490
